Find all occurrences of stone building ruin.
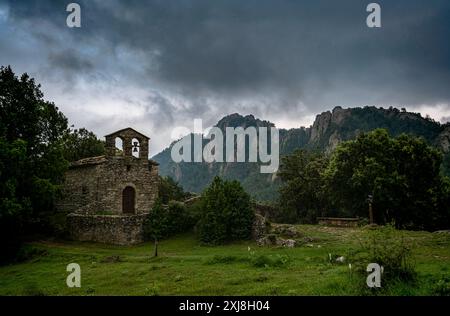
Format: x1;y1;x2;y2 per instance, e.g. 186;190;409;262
59;128;159;245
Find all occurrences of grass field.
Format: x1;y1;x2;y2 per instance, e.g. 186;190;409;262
1;225;449;296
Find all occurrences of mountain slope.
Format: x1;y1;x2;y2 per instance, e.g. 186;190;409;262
152;106;450;201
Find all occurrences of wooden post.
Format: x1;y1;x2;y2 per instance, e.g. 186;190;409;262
367;194;374;225
154;238;158;257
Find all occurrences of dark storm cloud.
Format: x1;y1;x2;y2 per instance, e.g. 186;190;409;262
48;49;93;72
5;1;450;96
1;0;450;152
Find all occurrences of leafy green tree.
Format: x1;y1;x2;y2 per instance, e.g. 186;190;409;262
442;152;450;177
144;200;196;256
277;150;330;223
325;129;448;230
0;138;29;260
0;65;69;261
62;128;105;162
164;201;195;236
198;177;253;244
144;200;167;257
158;176;186;204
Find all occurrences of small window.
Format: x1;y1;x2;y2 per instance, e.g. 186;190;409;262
126;165;131;172
115;137;123;156
82;185;88;194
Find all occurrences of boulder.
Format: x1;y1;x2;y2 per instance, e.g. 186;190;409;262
271;224;302;238
256;235;297;248
280;239;296;248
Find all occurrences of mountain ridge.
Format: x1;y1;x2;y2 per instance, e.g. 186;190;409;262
152;106;450;201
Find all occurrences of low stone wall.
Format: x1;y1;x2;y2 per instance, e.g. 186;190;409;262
317;217;359;227
67;213;148;245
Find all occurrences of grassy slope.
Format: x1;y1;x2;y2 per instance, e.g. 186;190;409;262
0;225;449;296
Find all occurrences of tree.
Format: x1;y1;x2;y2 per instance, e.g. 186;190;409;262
325;129;448;230
158;176;186;204
198;177;253;244
0;65;69;262
62;128;105;162
144;200;195;256
144;200;167;257
0;138;29;260
277;150;329;223
276;129;450;230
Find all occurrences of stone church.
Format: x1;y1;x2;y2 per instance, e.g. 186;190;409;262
59;128;159;245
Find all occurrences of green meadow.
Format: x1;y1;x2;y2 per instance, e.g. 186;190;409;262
1;225;449;296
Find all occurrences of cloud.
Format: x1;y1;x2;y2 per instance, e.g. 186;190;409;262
1;0;450;154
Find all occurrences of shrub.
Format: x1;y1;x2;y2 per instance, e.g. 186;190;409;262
144;200;167;242
158;176;187;204
144;199;195;241
198;177;254;244
352;225;417;291
165;201;196;236
431;278;450;296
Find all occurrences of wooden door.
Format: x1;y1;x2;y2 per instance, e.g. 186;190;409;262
122;186;135;214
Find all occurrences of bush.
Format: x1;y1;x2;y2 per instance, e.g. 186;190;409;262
158;176;187;204
431;278;450;296
165;201;196;236
352;225;417;291
144;200;167;242
198;177;254;244
144;199;195;241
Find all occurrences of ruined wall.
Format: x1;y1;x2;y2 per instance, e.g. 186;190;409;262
67;213;147;245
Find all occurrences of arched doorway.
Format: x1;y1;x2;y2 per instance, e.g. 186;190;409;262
122;186;135;214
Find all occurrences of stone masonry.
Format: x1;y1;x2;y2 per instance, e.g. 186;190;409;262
59;127;159;245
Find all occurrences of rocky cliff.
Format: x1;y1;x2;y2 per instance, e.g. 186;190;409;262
153;106;450;201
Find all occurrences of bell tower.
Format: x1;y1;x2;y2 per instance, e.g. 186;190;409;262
104;128;150;159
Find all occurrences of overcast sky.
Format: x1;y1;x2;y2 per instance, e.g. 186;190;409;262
1;0;450;155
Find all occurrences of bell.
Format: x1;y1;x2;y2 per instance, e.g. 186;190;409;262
133;141;139;152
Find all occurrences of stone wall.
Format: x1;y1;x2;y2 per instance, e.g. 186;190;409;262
317;217;359;227
105;127;149;159
67;213;148;245
57;156;159;216
57;163;101;215
93;157;159;215
57;127;160;246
